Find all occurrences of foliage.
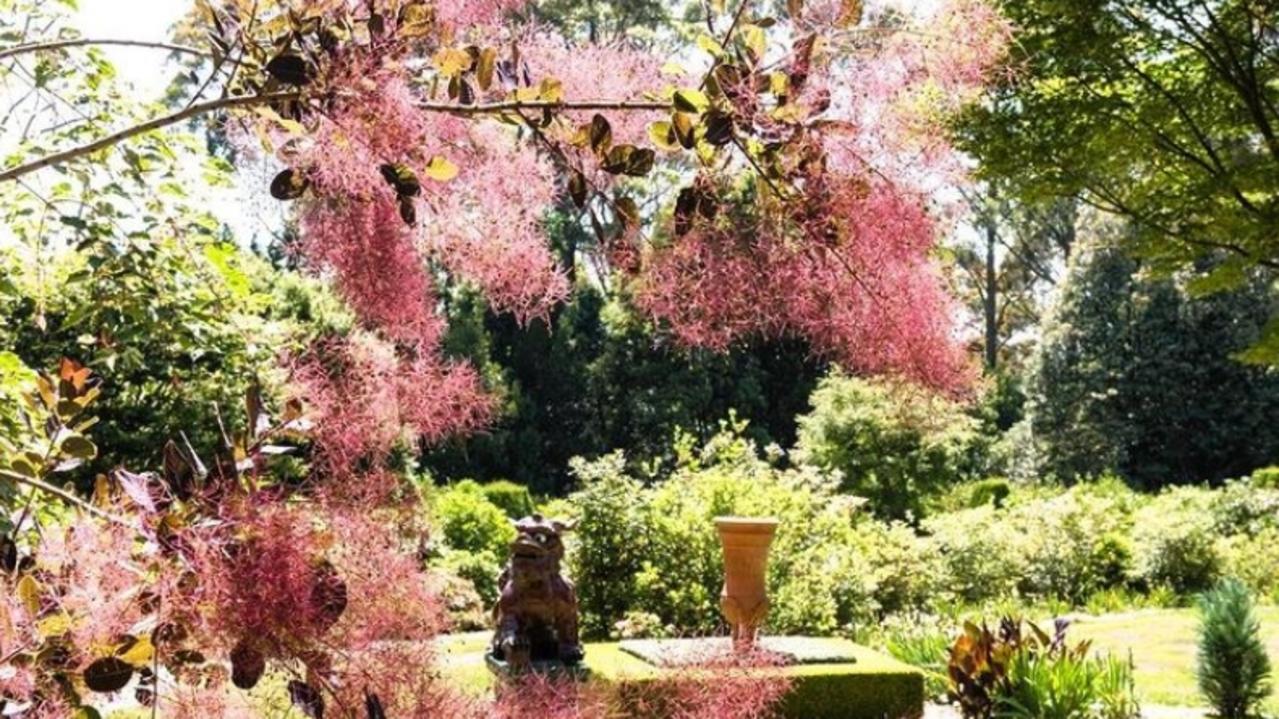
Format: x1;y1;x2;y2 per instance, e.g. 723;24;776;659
425;286;825;494
1011;481;1135;604
1196;579;1273;719
0;0;1014;715
0;358;104;524
1250;467;1279;490
567;423;876;639
1024;231;1279;487
794;372;983;519
998;650;1138;719
924;505;1028;605
0;0;312;484
948;619;1137;719
959;0;1279;359
877;615;954;699
432;480;518;558
479;479;538;519
1132;488;1223;595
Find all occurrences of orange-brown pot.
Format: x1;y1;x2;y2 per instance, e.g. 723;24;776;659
714;516;779;650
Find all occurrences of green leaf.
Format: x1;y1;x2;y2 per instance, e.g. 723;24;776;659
702;111;735;146
648;121;679;151
589;114;613;155
601;145;655;177
568;169;588;208
17;575;40;614
379;163;422;196
673;89;710;114
60;435;97;460
269;169;309;200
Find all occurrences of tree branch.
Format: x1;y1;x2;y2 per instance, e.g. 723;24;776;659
0;91;300;183
417;98;670;114
0;38;211;62
1;94;671;184
0;470;130;526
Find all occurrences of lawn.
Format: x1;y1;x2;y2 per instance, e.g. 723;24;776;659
1069;607;1279;714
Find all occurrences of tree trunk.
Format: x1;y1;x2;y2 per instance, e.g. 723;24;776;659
984;205;1000;371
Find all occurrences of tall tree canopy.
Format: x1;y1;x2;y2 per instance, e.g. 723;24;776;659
1025;222;1279;488
961;0;1279;359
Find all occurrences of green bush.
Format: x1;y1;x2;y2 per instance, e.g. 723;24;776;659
1211;479;1279;538
1249;466;1279;490
1196;579;1272;719
432;480;516;558
1012;482;1135;603
437;548;503;607
924;504;1028;605
1218;529;1279;601
567;423;878;639
565;452;655;638
794;372;981;519
856;519;946;617
479;479;536;519
1132;488;1222;594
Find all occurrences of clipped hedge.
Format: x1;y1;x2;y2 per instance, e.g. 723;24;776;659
440;636;925;719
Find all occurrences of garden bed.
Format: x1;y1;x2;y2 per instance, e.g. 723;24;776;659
439;633;924;719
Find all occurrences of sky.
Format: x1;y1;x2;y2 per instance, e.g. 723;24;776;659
77;0;188;95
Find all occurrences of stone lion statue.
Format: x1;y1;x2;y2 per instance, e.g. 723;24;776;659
488;514;584;670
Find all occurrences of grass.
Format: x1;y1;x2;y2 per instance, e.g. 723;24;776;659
1068;606;1279;714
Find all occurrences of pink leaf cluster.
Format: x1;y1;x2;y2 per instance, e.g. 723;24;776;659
632;1;1011;393
635;180;974;391
288;332;492;478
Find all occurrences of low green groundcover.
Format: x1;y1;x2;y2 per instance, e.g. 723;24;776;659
438;634;924;719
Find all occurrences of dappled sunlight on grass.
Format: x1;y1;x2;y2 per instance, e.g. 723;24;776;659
1069;607;1279;713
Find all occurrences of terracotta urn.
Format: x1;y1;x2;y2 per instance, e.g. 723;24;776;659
714;516;779;650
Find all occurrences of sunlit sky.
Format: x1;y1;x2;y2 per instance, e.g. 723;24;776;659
77;0;188;95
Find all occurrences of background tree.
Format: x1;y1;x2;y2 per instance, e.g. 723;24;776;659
960;0;1279;360
793;371;982;519
1024;222;1279;487
425;245;824;495
950;189;1076;370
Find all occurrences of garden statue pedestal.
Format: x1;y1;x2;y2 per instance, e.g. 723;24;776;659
486;514;586;678
715;516;779;651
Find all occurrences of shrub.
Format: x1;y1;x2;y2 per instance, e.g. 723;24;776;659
480;479;537;519
924;505;1028;605
1011;482;1135;603
437;548;503;607
431;480;516;558
855;519;946;617
794;372;981;519
1196;579;1273;719
568;423;876;639
1132;488;1222;594
949;619;1138;719
1211;479;1279;537
1218;529;1279;601
1250;466;1279;490
566;452;655;638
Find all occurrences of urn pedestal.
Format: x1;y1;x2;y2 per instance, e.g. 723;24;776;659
714;516;779;651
